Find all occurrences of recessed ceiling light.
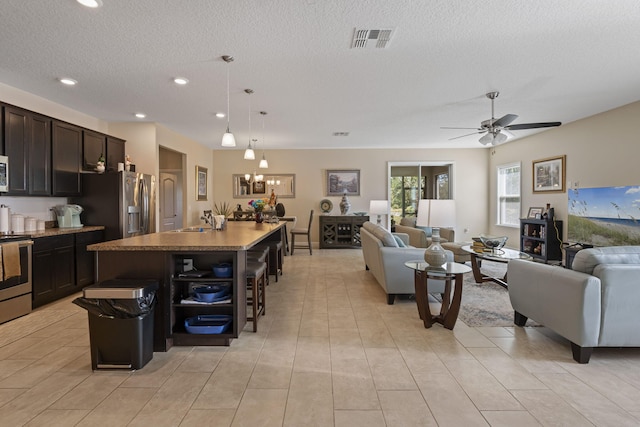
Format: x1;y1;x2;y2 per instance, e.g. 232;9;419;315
135;113;146;119
59;77;77;86
216;112;226;118
173;77;189;85
77;0;103;8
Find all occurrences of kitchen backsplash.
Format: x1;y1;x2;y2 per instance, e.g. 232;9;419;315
0;196;68;221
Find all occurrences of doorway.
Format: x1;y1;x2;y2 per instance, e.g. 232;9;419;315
159;146;185;231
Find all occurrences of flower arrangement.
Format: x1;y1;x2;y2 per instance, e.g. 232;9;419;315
248;199;268;212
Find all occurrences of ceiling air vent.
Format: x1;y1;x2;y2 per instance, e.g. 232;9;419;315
333;132;350;137
351;28;394;49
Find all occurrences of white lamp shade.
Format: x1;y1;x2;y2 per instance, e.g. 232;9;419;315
221;131;236;147
416;199;431;227
243;146;255;160
416;199;456;228
259;156;268;169
369;200;389;215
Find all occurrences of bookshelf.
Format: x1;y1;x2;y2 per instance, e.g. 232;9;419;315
520;218;563;263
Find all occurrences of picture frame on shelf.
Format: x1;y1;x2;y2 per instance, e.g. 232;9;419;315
527;207;543;219
533;155;566;193
326;169;360;196
196;165;207;201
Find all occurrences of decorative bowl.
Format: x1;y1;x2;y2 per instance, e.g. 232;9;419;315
212;263;232;278
479;235;508;250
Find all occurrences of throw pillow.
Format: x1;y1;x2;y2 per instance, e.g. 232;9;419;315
371;225;399;247
393;235;406;247
416;226;432;237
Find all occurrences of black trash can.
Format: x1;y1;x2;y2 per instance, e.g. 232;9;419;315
73;279;159;371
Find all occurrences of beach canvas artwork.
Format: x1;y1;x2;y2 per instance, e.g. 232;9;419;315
568;185;640;246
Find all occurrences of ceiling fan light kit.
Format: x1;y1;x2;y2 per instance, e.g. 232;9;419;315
444;91;562;146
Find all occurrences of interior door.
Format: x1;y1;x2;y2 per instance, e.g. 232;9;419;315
160;172;181;231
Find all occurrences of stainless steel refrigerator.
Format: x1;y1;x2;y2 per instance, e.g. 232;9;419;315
73;171;156;241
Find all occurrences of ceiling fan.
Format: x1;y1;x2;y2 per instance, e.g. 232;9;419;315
442;91;562;145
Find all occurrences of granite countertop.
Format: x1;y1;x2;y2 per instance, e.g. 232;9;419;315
12;225;105;239
88;221;285;252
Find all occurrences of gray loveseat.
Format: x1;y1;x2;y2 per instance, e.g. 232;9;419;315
361;221;453;304
393;217;454;248
507;246;640;363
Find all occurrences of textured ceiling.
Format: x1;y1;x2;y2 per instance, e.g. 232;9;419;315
1;1;639;150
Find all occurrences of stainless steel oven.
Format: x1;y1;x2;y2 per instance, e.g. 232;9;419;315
0;237;33;324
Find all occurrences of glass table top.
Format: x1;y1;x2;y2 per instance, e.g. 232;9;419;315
461;245;532;262
404;260;472;275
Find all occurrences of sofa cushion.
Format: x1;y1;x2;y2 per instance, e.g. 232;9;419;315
399;217;416;227
363;221;398;247
393;235;407;247
415;225;432;237
572;246;640;275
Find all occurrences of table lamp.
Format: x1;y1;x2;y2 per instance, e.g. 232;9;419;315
369;200;389;226
416;199;456;266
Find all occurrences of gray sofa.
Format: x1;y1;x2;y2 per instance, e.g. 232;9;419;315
507;246;640;363
394;217;454;248
360;221;453;304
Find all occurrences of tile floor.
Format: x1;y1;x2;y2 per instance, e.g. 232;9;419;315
1;249;640;426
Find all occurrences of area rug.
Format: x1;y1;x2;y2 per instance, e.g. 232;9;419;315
450;262;536;327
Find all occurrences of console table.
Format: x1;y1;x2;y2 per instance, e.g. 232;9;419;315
319;215;368;248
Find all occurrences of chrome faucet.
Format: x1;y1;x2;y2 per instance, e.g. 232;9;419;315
201;210;214;229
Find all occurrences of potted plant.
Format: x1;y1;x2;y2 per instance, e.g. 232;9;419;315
96;153;106;173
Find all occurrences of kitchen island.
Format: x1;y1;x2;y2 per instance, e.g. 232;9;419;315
88;221;286;350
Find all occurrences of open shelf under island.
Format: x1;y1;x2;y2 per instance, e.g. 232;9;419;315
87;221;286;351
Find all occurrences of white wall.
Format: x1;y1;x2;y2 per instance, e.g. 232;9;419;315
108;123;215;229
212;148;489;244
488;100;640;248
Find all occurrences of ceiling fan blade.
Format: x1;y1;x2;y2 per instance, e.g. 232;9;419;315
448;130;485;141
491;114;518;128
441;126;483;130
505;121;562;130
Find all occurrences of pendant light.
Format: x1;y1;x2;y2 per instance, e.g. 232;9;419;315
243;89;255;159
221;55;236;147
259;111;269;169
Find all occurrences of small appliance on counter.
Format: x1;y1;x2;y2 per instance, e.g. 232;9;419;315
53;204;84;228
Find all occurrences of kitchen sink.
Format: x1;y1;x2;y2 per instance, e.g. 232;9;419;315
172;226;211;232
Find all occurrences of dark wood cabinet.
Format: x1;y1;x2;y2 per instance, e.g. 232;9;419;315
2;105;52;196
520;218;563;263
28;114;52;195
32;234;75;308
32;231;105;308
52;121;82;196
82;129;106;171
319;215;369;248
106;136;125;172
3;106;29;195
75;230;104;287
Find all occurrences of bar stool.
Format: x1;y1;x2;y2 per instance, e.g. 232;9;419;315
248;246;270;286
291;210;314;255
266;241;283;282
246;261;267;332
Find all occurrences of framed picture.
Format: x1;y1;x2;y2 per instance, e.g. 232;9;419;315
252;180;266;194
527;207;543;219
196;165;207;201
533;155;566;193
326;169;360;196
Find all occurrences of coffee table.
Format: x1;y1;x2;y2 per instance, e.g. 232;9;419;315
461;245;532;288
404;261;471;330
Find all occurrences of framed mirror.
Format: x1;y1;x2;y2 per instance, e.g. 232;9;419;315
233;174;295;198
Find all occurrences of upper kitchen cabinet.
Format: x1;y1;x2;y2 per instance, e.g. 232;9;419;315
2;105;51;196
83;129;106;172
106;136;125;172
52;121;82;196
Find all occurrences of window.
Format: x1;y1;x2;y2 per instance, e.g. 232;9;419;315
436;173;449;199
497;162;520;227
